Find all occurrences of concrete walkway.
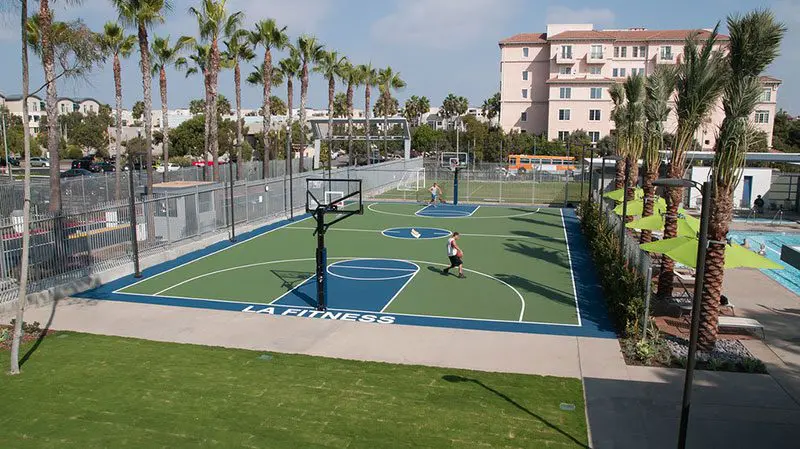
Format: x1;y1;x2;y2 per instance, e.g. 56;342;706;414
4;266;800;448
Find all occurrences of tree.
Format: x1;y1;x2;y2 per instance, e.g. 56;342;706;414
99;22;136;199
69;110;114;153
314;50;347;172
373;95;399;118
270;95;287;116
411;124;438;153
403;95;430;128
296;35;325;172
640;66;677;243
188;99;205;115
377;67;405;154
333;92;348;118
113;0;171;195
699;11;785;350
357;63;378;164
132;100;145;119
249;18;288;179
10;0;33;376
185;43;211;160
772;110;800;152
481;92;501;124
622;74;646;222
27;10;101;212
151;35;189;180
608;83;627;190
167;114;205;157
440;93;468;129
189;0;242;180
339;62;363;165
275;50;300;172
595;135;614;156
222;26;254;176
657;26;728;300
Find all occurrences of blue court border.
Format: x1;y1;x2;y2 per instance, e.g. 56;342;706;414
73;204;616;338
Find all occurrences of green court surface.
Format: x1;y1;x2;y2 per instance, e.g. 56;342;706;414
377;180;587;205
117;203;579;326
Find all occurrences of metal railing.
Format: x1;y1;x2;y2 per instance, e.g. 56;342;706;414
0;158;422;305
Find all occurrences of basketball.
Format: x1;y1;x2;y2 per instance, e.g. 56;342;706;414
457;250;463;258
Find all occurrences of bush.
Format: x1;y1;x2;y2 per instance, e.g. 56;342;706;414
66;145;83;160
169;156;193;167
578;199;646;337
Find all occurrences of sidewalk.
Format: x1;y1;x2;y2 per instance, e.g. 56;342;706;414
4;288;800;448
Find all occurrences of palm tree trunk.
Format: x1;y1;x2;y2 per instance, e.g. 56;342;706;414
203;73;210;168
234;61;243;179
365;84;371;166
138;23;154;194
625;155;639;223
159;67;169;183
286;79;293;174
40;0;60;213
10;0;31;376
113;54;123;201
327;76;334;174
614;159;626;190
383;90;389;157
208;39;220;181
262;49;272;179
698;185;731;350
299;62;308;172
640;166;657;243
346;81;354;166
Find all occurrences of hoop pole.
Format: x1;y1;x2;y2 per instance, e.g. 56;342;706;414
127;156;141;278
453;167;459;205
229;159;236;242
316;209;327;311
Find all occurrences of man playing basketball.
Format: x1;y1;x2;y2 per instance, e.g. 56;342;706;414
443;232;465;278
429;183;443;205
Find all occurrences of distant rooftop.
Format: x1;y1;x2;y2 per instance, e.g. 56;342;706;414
500;26;729;46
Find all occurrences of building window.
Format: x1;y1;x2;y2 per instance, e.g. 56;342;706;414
590;87;603;99
591;44;603;59
660;46;673;60
589;131;600;143
589;66;602;75
621;46;627;57
523;47;529;57
520;112;527;122
559;66;572;75
589;109;601;121
521;89;528;99
614;47;619;58
559;109;571;121
558;131;570;141
612;68;619;77
561;45;572;59
559;87;571;99
633;45;647;58
754;110;769;124
761;89;771;102
620;68;627;77
522;71;529;81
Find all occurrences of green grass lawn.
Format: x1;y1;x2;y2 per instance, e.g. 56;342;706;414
1;332;588;448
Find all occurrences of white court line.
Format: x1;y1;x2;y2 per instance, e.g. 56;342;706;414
368;202;541;220
117;215;312;293
286;226;544;240
329;265;418;272
414;204;481;218
327;259;420;282
560;210;583;327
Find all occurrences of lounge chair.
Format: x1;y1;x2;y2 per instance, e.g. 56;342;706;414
718;316;765;339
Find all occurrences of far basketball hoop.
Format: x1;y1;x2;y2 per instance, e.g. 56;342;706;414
449;157;460;172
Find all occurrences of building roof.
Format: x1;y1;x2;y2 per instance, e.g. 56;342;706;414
3;94;43;101
546;76;617;84
498;32;547;45
57;97;101;104
760;76;782;84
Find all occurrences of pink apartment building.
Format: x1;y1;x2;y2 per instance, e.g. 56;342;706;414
498;24;781;149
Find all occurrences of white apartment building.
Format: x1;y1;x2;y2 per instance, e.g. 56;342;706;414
499;24;781;149
2;94;102;134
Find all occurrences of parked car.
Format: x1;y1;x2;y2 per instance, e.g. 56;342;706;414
61;168;94;178
29;157;50;167
0;157;20;167
95;161;116;172
155;163;180;173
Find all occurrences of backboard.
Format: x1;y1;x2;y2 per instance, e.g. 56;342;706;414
305;178;364;218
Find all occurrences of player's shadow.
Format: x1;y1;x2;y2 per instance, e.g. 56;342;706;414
495;273;576;308
441;375;589;448
270;269;317;308
510;214;564;229
510;229;567;246
503;241;571;269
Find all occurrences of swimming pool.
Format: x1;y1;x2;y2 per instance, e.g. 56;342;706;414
727;231;800;296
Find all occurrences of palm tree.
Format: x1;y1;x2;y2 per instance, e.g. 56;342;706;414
608;83;627;191
640;66;677;243
657;26;728;300
296;35;325;172
275;50;301;172
357;63;378;165
189;0;242;181
698;11;785;350
222;28;255;178
249;19;288;179
151;35;189;181
339;62;363;166
113;0;171;195
622;74;646;222
314;50;348;173
98;22;136;199
184;42;211;161
10;0;33;376
377;66;405;156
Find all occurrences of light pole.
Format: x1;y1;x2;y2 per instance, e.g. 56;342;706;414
652;178;711;449
229;143;238;242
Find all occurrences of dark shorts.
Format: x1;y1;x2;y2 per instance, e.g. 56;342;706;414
448;255;463;266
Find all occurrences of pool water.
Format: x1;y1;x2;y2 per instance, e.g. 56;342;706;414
727;231;800;297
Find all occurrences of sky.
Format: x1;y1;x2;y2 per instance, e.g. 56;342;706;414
0;0;797;114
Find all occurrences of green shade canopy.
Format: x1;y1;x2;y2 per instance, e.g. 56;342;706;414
640;236;784;269
604;187;644;202
626;210;700;237
614;197;667;216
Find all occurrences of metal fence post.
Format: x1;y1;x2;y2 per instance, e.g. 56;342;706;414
642;265;653;338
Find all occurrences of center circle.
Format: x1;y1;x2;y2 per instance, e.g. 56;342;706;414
381;227;452;240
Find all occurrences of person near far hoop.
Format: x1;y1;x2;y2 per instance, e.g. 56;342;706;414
429;182;444;205
443;232;465;278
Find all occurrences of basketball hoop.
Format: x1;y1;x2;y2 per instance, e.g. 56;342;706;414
449;157;460;172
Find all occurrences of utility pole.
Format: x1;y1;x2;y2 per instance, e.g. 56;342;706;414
1;109;11;180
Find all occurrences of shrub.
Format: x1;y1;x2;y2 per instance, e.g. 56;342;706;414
66;145;83;160
169;156;193;167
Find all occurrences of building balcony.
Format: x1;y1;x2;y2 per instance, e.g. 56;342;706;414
555;53;575;64
657;54;676;64
587;53;606;63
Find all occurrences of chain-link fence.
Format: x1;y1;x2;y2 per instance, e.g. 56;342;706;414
0;158;422;305
593;190;652;279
